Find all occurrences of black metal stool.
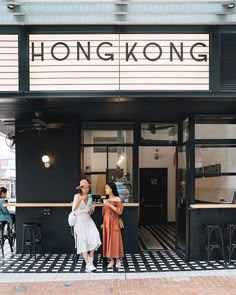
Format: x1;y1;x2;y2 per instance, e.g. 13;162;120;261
21;222;45;259
226;224;236;264
204;224;226;264
0;221;14;256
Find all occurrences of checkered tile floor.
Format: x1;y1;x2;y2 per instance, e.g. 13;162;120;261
0;224;235;273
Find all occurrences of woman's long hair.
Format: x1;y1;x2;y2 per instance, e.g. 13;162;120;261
106;181;119;197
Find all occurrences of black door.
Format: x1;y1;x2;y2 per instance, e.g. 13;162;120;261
140;168;167;225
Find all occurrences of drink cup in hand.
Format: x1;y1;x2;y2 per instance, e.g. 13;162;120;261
87;194;93;198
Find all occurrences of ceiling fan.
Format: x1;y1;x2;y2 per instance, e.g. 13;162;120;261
19;119;70;133
5;131;15;149
143;123;175;134
1;112;71;133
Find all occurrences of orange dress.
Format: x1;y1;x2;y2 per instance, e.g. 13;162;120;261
102;200;124;258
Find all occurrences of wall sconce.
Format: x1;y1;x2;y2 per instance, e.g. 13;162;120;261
222;2;236;9
42;155;50;168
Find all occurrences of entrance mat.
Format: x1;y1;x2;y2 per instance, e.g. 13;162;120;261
138;224;176;251
139;227;165;250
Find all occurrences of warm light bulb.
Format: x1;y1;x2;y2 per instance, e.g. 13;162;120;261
42;155;50;163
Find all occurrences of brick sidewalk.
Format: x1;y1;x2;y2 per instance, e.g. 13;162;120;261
1;275;236;295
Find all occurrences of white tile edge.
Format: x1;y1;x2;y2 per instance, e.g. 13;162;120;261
0;269;236;283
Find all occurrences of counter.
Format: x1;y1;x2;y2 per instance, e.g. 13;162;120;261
190;204;236;209
9;202;139;255
4;202;139;207
189;203;236;261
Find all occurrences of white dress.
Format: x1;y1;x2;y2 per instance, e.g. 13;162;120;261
72;194;101;254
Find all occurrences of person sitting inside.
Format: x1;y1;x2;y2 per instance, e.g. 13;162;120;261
0;187;13;228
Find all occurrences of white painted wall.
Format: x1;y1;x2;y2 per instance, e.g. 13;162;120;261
139;146;176;222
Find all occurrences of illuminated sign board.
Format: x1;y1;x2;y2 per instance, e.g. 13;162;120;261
0;34;209;92
29;34;209;91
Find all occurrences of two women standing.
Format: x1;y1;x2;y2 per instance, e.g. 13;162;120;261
72;180;124;271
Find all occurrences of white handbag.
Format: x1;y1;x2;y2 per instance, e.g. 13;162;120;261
68;211;76;227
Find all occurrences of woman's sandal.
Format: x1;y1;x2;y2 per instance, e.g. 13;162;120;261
107;260;115;268
115;260;121;268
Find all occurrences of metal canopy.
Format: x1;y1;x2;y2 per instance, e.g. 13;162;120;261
0;1;236;25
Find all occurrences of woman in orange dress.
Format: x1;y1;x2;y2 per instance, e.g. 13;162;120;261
102;181;124;269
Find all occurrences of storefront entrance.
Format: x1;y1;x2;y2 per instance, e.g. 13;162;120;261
138;119;190;255
138;145;179;253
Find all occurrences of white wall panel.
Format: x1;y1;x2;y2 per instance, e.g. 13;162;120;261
0;35;18;91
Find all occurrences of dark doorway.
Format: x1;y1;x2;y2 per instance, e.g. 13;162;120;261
140;168;167;225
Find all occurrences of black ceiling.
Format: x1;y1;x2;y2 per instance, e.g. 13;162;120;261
0;94;236;134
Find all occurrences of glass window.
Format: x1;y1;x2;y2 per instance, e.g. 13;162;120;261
107;146;133;202
81;122;134;144
195;146;236;174
177;145;187;200
82;130;133;145
195;124;236;139
176;145;187;249
80;122;134;202
195;176;236;204
81;146;133;200
81;146;107;196
183;118;189;142
141;123;178;142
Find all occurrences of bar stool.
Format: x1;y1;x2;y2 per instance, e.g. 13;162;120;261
0;221;14;256
226;224;236;264
204;224;226;264
21;222;45;260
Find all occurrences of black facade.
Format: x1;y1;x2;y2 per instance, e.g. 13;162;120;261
1;25;236;260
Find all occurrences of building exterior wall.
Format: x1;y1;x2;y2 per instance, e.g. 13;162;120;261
0;2;236;260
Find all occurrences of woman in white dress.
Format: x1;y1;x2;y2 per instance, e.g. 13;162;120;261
72;179;101;272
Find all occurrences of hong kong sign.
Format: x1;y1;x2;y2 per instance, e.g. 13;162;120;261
31;40;207;63
0;34;209;92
